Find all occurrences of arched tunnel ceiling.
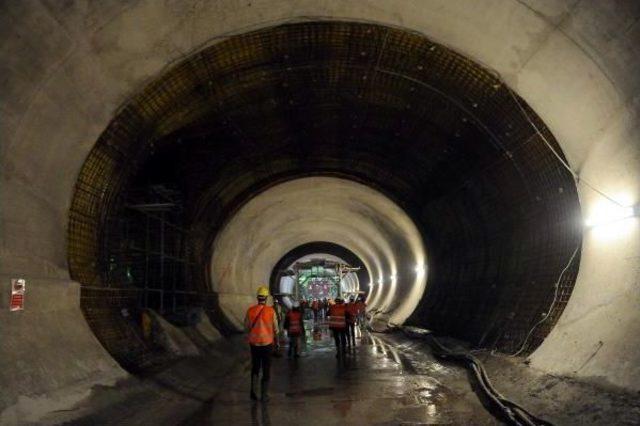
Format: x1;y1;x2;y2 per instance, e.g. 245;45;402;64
209;177;427;328
68;20;581;366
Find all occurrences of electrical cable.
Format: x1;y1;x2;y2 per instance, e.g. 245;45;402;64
508;244;580;357
504;85;629;208
400;326;553;426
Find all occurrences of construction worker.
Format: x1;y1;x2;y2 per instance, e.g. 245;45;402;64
284;301;304;358
273;297;285;350
328;297;347;357
300;298;309;320
273;297;284;328
345;296;358;347
244;285;279;402
356;296;367;329
311;299;320;322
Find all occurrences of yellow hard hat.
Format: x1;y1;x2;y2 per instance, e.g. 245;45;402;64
256;285;269;297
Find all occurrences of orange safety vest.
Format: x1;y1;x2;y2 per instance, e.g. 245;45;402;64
247;304;276;345
346;303;359;324
287;310;302;336
328;303;346;329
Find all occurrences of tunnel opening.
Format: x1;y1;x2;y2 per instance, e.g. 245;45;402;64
208;176;427;330
67;20;582;373
276;255;358;305
269;242;371;301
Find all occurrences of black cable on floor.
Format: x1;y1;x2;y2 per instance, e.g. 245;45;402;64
399;326;553;426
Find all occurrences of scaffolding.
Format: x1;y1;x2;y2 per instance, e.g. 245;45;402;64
103;185;196;314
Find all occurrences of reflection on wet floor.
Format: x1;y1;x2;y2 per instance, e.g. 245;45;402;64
183;320;498;425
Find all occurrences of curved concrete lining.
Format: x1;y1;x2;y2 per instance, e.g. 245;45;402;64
0;278;126;420
1;0;639;400
210;177;427;329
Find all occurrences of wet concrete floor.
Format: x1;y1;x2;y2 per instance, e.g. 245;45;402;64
53;321;499;425
183;323;498;425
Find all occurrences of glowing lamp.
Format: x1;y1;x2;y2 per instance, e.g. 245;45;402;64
585;202;636;228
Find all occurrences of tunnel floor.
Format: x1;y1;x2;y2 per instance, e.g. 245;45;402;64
38;320;640;425
183;329;498;425
51;322;497;425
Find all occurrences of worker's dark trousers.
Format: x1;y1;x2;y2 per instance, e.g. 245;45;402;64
250;344;273;381
332;329;347;354
346;323;356;346
288;335;300;357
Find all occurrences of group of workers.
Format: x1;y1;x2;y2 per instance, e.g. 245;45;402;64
244;285;367;402
327;296;367;357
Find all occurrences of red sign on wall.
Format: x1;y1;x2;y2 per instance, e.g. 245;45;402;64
10;279;25;311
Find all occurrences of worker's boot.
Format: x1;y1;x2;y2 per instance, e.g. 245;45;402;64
261;380;270;402
250;374;259;401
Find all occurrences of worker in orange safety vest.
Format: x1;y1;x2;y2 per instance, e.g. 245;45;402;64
328;297;347;357
345;296;359;347
244;285;279;402
284;301;305;358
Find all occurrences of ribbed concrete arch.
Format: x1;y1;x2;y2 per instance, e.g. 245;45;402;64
62;19;581;367
210;177;427;328
2;2;640;415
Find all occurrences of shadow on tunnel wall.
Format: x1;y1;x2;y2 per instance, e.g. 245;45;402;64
67;20;582;372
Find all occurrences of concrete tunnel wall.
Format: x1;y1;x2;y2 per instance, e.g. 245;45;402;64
210;177;426;328
1;0;640;413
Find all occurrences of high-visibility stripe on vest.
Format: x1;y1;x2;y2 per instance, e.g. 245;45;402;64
287;311;302;335
328;304;346;329
247;304;276;345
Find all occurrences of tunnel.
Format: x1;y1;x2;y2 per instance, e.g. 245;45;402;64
269;242;371;301
2;2;640;425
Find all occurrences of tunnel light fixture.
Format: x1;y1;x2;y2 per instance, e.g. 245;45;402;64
378;278;383;285
584;201;638;228
390;274;397;282
415;264;426;276
584;197;639;241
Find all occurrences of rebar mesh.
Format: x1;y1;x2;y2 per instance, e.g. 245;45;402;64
68;21;581;369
